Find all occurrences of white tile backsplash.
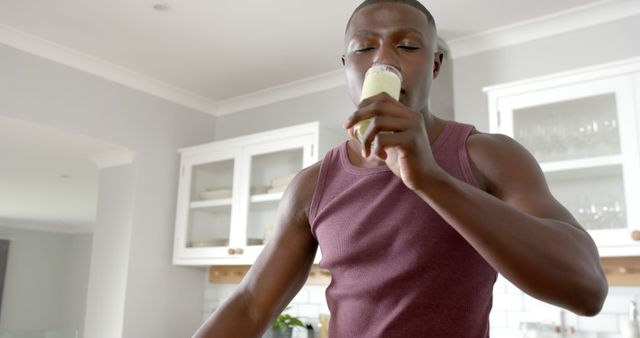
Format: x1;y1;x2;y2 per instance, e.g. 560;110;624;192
601;293;637;314
489;310;508;328
493;293;525;311
290;287;310;305
577;313;620;333
297;304;323;318
201;273;639;338
308;285;328;304
491;274;640;338
202;277;328;327
490;327;524;338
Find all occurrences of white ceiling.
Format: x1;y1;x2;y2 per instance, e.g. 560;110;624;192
0;0;612;103
0;117;121;233
0;0;633;233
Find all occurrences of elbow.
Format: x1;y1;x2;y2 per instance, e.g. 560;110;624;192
571;274;608;317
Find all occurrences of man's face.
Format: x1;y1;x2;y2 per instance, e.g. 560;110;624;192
342;3;442;113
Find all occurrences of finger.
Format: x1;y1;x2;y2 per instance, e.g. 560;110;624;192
361;115;412;157
347;126;356;140
371;130;413;160
358;91;397;108
344;101;410;130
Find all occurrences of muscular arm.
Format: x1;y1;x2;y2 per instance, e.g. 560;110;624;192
416;132;607;316
344;91;607;315
192;163;320;338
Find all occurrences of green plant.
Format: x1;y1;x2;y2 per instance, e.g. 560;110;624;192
271;308;305;330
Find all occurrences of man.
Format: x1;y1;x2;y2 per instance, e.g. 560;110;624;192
193;1;608;337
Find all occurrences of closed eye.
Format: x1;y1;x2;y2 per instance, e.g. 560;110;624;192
355;47;374;53
398;45;420;51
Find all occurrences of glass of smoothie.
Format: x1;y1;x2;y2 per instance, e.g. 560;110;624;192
354;64;402;144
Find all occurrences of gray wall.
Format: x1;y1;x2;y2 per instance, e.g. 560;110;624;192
214;60;455;141
61;233;92;336
83;164;135;338
0;227;91;335
452;14;640;132
431;51;455;121
0;42;217;338
214;86;351;141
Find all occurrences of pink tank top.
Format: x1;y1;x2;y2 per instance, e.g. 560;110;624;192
309;121;497;338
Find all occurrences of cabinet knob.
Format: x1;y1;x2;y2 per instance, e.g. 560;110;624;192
227;248;244;255
631;230;640;241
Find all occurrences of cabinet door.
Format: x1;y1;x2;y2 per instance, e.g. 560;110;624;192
174;146;242;262
236;134;315;259
494;76;640;255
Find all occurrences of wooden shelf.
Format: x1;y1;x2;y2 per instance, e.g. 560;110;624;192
206;259;640;286
209;264;331;285
601;256;640;286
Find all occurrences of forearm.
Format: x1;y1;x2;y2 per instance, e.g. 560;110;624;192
416;172;607;315
193;291;266;338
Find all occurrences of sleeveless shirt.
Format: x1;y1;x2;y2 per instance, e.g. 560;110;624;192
308;120;497;338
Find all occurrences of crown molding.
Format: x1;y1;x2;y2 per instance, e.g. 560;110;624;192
90;148;135;169
3;0;637;119
216;69;346;116
482;56;640;95
0;24;219;115
447;0;640;59
0;218;93;234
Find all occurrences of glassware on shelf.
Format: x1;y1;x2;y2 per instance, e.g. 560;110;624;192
546;115;567;162
575;194;625;230
519;321;561;338
601;117;620;155
577;196;598;230
513;94;621;163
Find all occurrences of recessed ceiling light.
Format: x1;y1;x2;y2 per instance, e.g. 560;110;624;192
153;3;171;11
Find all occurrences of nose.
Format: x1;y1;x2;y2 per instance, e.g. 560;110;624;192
373;42;400;70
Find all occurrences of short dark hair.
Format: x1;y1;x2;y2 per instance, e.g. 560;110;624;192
347;0;437;31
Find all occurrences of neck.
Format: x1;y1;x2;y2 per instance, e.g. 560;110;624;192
422;110;442;144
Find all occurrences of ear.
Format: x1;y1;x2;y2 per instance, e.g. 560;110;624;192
432;51;444;79
341;55;346;66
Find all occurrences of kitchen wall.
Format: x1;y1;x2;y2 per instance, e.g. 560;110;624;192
60;231;92;336
0;226;91;336
0;42;217;338
83;163;136;338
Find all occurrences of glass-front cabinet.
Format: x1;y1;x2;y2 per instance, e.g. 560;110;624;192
485;59;640;257
173;122;344;265
179;148;239;259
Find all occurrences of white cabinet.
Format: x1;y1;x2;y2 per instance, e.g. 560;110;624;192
485;58;640;257
173;122;345;265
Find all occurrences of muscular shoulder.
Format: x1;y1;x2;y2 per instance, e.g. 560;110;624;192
281;161;322;221
465;132;547;199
